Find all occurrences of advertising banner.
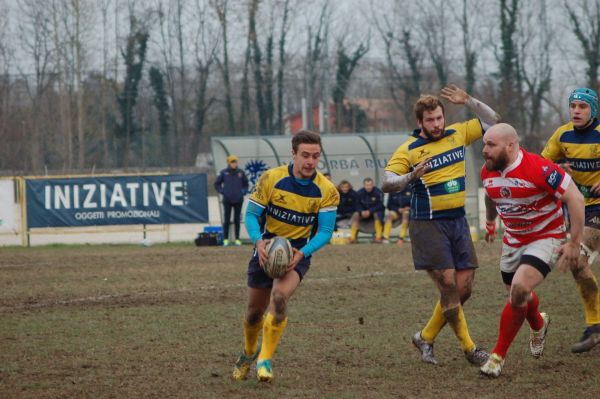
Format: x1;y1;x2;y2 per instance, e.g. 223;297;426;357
0;179;17;232
26;174;209;228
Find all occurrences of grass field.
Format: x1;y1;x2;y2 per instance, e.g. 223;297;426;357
1;241;600;398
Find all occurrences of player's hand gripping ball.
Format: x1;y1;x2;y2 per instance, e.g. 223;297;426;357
264;236;293;278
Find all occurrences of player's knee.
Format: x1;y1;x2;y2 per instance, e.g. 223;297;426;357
510;284;529;307
246;308;265;325
271;290;288;316
459;289;472;304
571;260;592;279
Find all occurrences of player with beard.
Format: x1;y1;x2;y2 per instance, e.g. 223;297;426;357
480;123;584;377
542;88;600;353
383;85;500;366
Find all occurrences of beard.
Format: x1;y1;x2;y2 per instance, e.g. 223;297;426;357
422;125;445;141
485;150;510;171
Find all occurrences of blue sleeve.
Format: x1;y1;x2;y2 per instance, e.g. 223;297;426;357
245;201;265;244
300;210;336;258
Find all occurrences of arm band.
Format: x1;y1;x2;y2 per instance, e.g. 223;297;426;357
466;96;500;130
382;170;414;193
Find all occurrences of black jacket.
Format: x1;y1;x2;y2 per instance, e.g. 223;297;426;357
214;167;249;204
357;187;385;214
337;189;360;218
387;189;412;211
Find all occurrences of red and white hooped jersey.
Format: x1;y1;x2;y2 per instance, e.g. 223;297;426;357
481;149;572;247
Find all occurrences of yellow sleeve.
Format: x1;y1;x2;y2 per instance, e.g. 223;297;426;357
448;118;483;146
385;144;412;175
541;129;564;161
320;182;340;211
248;170;272;207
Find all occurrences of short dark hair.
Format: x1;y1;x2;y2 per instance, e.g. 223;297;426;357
414;95;445;121
337;180;352;190
292;130;322;153
363;177;374;184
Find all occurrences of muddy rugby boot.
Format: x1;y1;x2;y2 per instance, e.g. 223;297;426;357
412;331;438;365
529;312;550;358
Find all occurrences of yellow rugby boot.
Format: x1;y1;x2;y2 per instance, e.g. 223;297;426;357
256;359;273;383
232;351;258;381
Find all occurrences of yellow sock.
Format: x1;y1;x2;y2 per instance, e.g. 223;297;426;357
350;224;359;240
374;219;383;239
399;222;408;239
243;318;264;356
421;301;446;342
443;306;475;352
576;276;600;325
257;313;288;361
383;220;393;240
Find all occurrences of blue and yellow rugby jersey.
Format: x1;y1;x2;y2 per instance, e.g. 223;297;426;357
385;119;483;220
248;164;340;247
542;119;600;207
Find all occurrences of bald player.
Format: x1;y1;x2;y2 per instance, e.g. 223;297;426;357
480;123;584;377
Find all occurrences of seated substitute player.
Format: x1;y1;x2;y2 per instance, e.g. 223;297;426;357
382;187;412;244
336;180;360;231
480;123;584;377
232;130;340;383
541;87;600;353
382;85;500;366
350;177;385;243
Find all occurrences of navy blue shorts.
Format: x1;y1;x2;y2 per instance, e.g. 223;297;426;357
409;217;478;270
585;205;600;229
247;250;311;289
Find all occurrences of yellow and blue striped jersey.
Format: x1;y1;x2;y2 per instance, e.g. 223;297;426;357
248;164;340;246
542;119;600;207
385;119;483;219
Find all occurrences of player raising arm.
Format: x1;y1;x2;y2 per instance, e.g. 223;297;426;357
382;85;500;366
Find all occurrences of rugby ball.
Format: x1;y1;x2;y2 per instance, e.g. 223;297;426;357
264;236;293;278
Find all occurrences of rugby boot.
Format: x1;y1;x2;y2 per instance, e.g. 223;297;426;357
256;359;273;383
529;312;550;358
465;346;489;366
412;331;438;365
571;323;600;353
480;353;504;378
232;350;259;380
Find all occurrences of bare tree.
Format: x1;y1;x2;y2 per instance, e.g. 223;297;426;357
99;0;113;167
211;0;236;132
190;0;218;163
304;1;331;131
565;0;600;93
494;0;523;129
275;0;292;133
332;39;369;132
517;0;553;150
453;0;483;97
372;1;423;124
0;0;14;170
18;0;55;172
422;0;449;88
